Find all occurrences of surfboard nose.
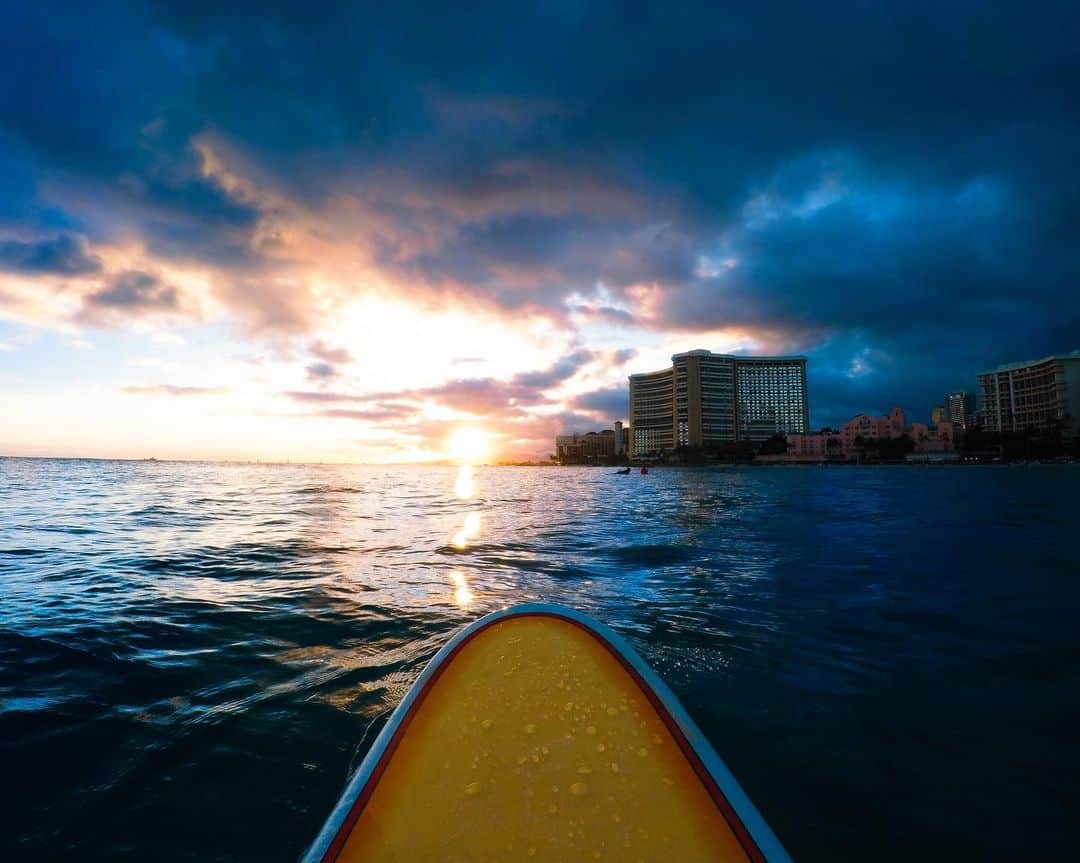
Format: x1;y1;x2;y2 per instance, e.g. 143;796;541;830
304;604;791;863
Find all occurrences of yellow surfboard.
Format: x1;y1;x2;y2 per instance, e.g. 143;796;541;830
303;605;790;862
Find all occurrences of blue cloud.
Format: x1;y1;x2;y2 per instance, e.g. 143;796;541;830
572;387;628;422
0;233;101;275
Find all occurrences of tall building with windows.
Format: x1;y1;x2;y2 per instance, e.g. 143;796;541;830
735;357;810;441
629;350;808;456
628;366;675;455
946;391;976;431
977;355;1080;438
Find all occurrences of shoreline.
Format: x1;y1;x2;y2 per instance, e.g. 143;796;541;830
2;454;1076;468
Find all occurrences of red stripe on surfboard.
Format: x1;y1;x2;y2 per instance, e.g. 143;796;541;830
576;618;768;863
320;611;767;863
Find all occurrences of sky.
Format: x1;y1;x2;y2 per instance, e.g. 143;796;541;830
2;1;1079;462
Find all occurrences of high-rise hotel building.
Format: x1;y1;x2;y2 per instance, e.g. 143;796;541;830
977;354;1080;438
946;391;976;431
629;350;809;456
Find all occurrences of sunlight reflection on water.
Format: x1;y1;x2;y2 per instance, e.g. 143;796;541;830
453;464;477;499
449;570;474;608
451;511;482;549
449;463;483;608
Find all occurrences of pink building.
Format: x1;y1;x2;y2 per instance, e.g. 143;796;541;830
884;405;906;436
840;406;955;455
787;431;844;459
910;421;955;452
841;406;906;453
782;407;956;461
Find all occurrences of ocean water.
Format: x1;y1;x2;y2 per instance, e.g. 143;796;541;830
1;458;1078;861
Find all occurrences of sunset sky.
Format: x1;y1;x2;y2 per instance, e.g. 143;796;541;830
2;2;1079;462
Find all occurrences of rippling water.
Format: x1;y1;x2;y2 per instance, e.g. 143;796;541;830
2;458;1078;861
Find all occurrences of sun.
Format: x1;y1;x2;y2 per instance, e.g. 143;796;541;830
447;427;492;464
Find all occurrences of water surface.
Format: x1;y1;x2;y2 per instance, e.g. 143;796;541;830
2;459;1078;860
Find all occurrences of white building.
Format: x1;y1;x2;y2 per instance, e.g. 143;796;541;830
977;354;1080;438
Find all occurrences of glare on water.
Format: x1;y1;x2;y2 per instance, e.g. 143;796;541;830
454;464;477;500
451;511;482;549
449;570;474;608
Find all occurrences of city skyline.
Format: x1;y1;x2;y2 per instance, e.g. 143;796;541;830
559;349;1080;449
2;3;1079;462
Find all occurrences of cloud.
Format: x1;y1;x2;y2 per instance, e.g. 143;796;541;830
571;386;628;421
209;272;315;333
0;233;102;275
302;339;353;382
289;349;611;418
305;361;337;381
315;404;416;422
567;302;635;326
121;384;226;396
388;349;611;414
279;348;620;450
513;349;595;389
83;270;178;309
398;378;547;415
283;389;361;404
308;339;352;364
76;269;189;325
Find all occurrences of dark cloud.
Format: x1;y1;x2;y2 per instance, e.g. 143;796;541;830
79;270;182;322
0;233;102;275
572;386;628;422
0;2;262;269
568;303;635;326
513;349;595;389
660;164;1050;338
647;155;1080;422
